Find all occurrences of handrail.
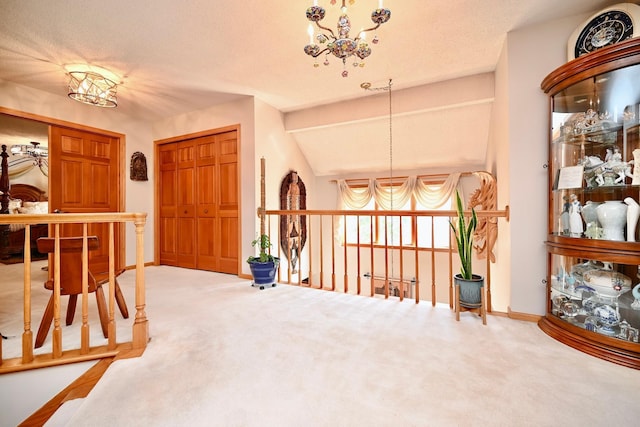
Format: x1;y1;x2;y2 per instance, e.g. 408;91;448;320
0;212;148;374
263;206;509;310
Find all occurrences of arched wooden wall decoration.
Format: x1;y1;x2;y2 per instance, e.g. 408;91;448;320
279;171;307;273
468;171;498;263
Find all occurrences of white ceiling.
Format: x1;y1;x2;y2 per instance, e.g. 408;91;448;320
0;0;623;175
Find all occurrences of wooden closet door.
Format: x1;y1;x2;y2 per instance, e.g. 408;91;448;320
158;143;177;266
49;126;121;274
195;135;217;271
157;129;238;274
177;140;196;268
216;131;238;274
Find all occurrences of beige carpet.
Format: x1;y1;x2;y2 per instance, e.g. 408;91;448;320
52;267;640;426
3;264;640;426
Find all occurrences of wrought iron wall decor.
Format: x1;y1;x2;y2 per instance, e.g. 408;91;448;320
280;171;307;273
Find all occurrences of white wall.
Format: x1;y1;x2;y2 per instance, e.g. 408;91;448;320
502;13;592;315
0;79;155;266
486;36;512;313
253;99;315;278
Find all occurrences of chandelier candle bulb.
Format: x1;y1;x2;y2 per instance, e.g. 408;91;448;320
308;24;314;44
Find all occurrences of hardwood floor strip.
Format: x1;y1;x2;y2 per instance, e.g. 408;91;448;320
18;357;114;427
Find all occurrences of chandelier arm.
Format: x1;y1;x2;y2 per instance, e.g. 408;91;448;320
313;21;337;39
308;46;332;58
358;23;382;35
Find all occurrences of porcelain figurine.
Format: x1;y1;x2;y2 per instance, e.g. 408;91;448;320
568;194;583;237
632;283;640;310
593;304;620;335
632;148;640;185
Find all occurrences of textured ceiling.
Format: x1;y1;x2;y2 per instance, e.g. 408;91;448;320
0;0;624;175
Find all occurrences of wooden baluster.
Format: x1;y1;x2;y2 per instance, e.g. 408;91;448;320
343;213;348;293
297;225;302;287
272;215;281;284
107;222;116;350
370;214;374;297
287;214;292;284
319;215;324;289
22;225;33;363
80;225;90;354
448;221;454;309
414;216;420;303
384;215;389;299
307;215;313;287
431;215;436;307
132;214;149;351
331;215;335;291
356;215;361;295
52;224;62;358
485;222;492;313
399;215;404;302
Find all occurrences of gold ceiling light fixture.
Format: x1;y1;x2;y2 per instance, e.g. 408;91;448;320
305;0;391;77
68;70;118;107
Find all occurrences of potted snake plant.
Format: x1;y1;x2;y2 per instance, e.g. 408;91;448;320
247;233;279;289
450;190;484;306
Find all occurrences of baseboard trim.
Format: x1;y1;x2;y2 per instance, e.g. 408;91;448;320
507;307;542;322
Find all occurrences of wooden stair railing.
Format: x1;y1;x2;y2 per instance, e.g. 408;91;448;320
0;212;148;374
264;207;509;311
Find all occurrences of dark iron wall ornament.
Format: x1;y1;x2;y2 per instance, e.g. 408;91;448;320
130;151;148;181
280;171;307;274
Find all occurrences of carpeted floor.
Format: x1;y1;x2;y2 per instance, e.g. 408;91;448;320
3;264;640;426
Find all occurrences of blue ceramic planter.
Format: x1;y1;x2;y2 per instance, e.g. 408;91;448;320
249;260;279;286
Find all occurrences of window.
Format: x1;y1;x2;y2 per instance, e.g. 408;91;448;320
344;183;452;248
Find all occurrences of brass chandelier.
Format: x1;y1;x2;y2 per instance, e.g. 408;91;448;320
304;0;391;77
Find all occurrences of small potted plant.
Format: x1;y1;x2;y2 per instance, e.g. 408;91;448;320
450;190;484;306
247;233;279;289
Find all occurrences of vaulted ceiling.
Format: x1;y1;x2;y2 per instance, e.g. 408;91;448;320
0;0;622;175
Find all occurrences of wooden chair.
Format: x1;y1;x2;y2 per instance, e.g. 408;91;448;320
34;236;129;348
454;282;487;325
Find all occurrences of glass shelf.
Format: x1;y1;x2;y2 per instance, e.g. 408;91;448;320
549;254;640;343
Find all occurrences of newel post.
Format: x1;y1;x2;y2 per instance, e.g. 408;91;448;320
132;213;149;351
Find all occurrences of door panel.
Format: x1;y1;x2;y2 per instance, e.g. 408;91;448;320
218;214;238;274
216;131;238;273
176;140;196;268
88;163;111;206
159;144;177;265
49;126;121;274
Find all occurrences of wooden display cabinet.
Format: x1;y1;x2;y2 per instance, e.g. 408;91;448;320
539;38;640;369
